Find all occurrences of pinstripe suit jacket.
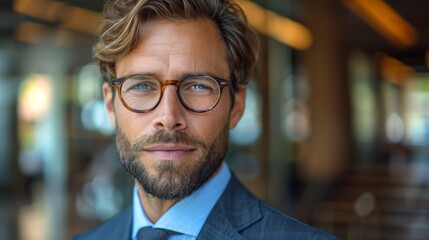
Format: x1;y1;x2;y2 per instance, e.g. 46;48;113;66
73;175;337;240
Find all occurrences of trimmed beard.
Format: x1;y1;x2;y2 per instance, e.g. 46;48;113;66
115;124;229;200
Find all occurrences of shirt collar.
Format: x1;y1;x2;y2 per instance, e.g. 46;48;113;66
132;162;231;238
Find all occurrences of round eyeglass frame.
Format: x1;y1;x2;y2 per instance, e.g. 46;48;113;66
110;74;231;113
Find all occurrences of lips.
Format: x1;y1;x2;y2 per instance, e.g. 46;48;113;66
143;144;196;159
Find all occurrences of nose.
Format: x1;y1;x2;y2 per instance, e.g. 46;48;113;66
151;85;187;131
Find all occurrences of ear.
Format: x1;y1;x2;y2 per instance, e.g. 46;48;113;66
103;82;117;127
229;85;246;129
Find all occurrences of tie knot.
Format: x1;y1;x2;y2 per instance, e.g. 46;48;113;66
137;227;176;240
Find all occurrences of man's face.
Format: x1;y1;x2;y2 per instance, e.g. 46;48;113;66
103;19;246;199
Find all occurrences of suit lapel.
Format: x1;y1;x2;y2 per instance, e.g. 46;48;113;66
197;174;262;240
197;212;247;240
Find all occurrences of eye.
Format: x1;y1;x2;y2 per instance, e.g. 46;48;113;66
123;79;159;93
130;82;150;91
181;77;218;94
190;83;211;91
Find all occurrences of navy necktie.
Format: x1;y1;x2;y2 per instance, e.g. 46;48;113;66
137;227;176;240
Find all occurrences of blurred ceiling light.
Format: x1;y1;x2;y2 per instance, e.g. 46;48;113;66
15;21;49;44
342;0;417;48
236;0;312;50
14;0;68;22
376;52;414;85
61;7;99;36
14;0;99;36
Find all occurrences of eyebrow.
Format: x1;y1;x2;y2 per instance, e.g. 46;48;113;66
120;72;161;79
119;71;228;80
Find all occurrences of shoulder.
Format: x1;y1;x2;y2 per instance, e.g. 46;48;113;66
218;175;337;239
72;207;132;240
253;201;338;239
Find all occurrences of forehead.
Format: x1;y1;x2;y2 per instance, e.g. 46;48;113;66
116;18;230;78
140;18;224;46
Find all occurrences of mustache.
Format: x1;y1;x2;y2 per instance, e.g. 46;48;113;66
130;131;207;151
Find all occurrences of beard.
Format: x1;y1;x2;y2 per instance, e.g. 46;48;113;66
115;124;229;200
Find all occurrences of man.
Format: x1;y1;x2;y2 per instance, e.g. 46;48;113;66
74;0;337;239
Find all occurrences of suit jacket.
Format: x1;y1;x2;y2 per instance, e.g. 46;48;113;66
73;175;337;239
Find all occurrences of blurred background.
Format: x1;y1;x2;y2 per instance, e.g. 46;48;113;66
1;0;429;239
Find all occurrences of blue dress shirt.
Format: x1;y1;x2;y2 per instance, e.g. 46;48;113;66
131;163;231;240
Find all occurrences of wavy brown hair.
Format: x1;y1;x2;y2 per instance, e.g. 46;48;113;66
94;0;258;92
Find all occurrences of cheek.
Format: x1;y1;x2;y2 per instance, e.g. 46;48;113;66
114;105;148;142
188;106;231;142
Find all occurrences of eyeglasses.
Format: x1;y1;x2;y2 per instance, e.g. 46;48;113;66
111;74;231;113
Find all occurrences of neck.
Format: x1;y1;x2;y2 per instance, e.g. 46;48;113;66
136;183;179;223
